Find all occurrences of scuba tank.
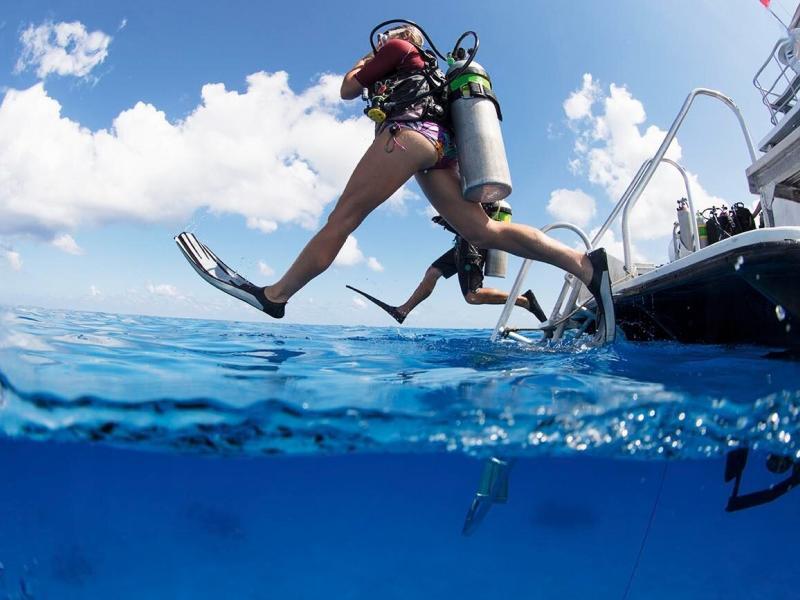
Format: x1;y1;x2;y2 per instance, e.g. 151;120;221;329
484;200;512;278
676;198;693;252
446;58;512;203
696;211;708;248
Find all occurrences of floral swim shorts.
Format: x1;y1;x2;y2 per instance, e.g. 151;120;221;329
381;120;459;171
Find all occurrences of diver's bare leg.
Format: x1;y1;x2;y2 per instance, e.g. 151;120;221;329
464;288;530;308
416;169;593;285
396;266;443;317
265;129;438;302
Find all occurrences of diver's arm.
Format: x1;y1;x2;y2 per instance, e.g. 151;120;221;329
340;53;373;99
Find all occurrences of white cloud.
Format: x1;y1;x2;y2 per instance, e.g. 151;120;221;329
118;19;128;31
367;256;383;272
15;21;111;79
0;73;378;241
90;284;102;297
546;188;597;228
147;283;178;297
52;233;83;255
562;75;729;242
334;235;365;267
2;248;21;271
563;73;600;121
352;296;367;309
258;260;274;276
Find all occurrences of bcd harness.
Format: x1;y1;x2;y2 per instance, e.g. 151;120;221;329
364;43;449;125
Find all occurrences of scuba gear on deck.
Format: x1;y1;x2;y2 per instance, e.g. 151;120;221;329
484;199;512;278
447;48;512;203
703;203;757;245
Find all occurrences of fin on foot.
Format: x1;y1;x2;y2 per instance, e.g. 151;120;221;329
523;289;547;322
346;285;405;324
586;248;616;343
175;232;285;319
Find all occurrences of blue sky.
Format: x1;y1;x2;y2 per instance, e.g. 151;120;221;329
0;0;794;327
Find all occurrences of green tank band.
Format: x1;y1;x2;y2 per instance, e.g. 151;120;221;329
449;73;491;92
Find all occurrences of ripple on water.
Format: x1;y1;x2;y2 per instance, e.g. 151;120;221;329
0;305;798;459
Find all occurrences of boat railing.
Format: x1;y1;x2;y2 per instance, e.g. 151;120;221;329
753;36;800;128
492;88;756;343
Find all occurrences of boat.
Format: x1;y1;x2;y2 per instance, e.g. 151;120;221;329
491;10;800;351
460;7;800;536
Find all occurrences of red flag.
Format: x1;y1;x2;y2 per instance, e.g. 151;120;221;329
761;0;771;6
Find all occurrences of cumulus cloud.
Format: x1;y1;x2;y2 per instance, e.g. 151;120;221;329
0;73;378;241
146;283;178;297
352;296;367;309
90;284;101;297
546;188;597;228
258;260;275;276
562;74;728;241
333;235;382;270
563;74;600;121
2;248;21;271
52;233;83;255
334;235;365;267
15;21;111;79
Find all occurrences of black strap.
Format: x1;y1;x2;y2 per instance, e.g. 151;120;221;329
449;82;503;121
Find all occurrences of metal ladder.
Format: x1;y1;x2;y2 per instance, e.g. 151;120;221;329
492;88;756;345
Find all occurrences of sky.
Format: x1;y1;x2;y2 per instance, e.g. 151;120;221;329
0;0;797;328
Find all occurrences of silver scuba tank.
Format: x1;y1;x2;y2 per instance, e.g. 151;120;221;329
446;59;512;203
676;198;693;251
484;199;512;278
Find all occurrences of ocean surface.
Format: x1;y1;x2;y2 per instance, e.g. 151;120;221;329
0;305;799;599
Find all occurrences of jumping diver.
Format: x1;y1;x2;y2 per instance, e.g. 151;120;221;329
175;22;615;342
346;206;547;324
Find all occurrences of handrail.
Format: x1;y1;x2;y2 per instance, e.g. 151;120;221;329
491;222;591;342
621;158;698;273
491;88;756;344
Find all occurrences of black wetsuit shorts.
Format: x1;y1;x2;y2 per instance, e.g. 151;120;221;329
430;237;487;296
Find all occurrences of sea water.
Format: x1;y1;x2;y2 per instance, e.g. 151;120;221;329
0;305;798;599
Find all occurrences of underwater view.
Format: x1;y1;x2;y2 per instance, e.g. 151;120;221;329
1;305;799;599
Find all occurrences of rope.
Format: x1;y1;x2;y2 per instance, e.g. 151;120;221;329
621;462;669;600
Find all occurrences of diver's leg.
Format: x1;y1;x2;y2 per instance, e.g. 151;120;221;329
464;287;530;307
416;169;593;285
265;129;438;303
396;266;443;317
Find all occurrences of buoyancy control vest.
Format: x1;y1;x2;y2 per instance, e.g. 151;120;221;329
365;44;449;125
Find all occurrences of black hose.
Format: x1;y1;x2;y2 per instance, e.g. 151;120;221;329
365;21;483;116
368;19;447;59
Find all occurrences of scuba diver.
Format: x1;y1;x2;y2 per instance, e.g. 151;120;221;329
176;21;615;342
347;205;548;324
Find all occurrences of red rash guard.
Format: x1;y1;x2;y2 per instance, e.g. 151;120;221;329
354;38;426;87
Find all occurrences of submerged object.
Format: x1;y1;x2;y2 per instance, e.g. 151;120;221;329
447;58;512;203
484;199;512;278
724;448;800;511
462;457;513;536
174;232;286;318
345;285;405;324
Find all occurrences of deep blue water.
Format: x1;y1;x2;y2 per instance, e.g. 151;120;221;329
0;305;799;598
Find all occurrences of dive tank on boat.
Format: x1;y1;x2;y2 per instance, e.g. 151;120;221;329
484;199;512;278
446;59;512;203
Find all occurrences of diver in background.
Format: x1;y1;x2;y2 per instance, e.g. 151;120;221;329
347;210;547;324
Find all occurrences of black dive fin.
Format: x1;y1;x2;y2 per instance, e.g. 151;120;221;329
523;289;547;322
346;285;405;324
175;231;286;318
